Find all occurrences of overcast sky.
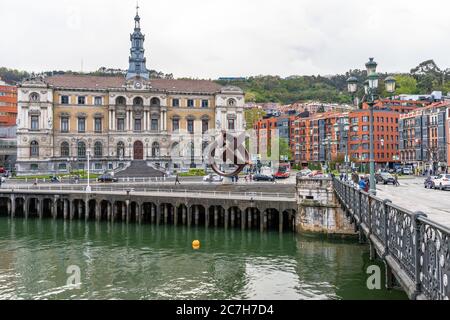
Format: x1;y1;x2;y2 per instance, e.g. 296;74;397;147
1;0;449;79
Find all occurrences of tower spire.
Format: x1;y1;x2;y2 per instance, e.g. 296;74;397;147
126;3;149;80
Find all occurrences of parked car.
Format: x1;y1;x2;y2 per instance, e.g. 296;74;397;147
253;174;275;182
432;174;450;190
402;167;413;175
50;176;61;183
203;174;223;183
375;172;396;185
424;176;436;189
299;169;313;177
97;174;119;183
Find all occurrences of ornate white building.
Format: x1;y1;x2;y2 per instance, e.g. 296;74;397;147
16;7;245;175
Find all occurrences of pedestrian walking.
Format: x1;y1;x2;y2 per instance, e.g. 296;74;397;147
393;173;400;186
175;173;181;185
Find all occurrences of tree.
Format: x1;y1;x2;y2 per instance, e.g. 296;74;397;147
244;108;266;130
394;75;418;94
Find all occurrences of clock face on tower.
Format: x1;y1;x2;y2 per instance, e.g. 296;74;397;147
134;81;142;89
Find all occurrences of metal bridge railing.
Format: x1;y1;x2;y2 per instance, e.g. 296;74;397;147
333;178;450;300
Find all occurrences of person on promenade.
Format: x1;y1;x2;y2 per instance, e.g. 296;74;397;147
175;173;181;185
393;173;400;186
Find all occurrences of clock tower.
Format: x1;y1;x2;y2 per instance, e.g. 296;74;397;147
126;4;150;81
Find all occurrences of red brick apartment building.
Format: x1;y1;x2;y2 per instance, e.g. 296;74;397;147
0;79;17;126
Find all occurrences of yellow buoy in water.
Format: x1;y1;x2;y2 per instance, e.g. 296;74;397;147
192;240;200;250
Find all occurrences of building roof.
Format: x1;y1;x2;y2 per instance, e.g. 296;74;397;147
43;75;224;94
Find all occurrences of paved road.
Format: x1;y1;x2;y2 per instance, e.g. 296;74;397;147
375;177;450;228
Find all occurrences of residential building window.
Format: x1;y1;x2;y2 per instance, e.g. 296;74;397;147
77;141;86;158
94;118;102;133
362;116;369;122
78;96;86;105
151;119;158;131
60;142;70;157
94;141;103;157
187;120;194;133
201;100;209;108
362;125;369;132
94;163;102;170
61;95;69;104
31;116;39;130
30;141;39;157
202;120;209;133
61;117;69;132
94;97;102;105
228;119;235;130
78;118;86;133
134;119;142;131
187;99;194;108
30;164;38;171
58;163;67;171
173;99;180;107
172;119;180;131
117;118;125;131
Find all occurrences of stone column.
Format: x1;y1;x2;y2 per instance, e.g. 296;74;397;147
187;206;192;227
151;204;156;224
139;203;143;224
231;208;235;228
122;203;126;222
156;204;161;225
10;196;15;218
260;211;267;232
107;202;112;221
205;207;210;228
24;198;29;219
164;205;168;225
126;202;130;223
225;208;229;230
160;112;164;131
7;198;11;216
39;198;44;219
53;199;58;219
195;206;199;226
174;206;178;226
279;212;283;233
241;209;246;230
35;198;41;218
182;206;187;225
214;207;219;228
85;200;90;221
95;201;101;221
78;201;83;220
112;202;117;222
248;208;252;229
63;200;68;220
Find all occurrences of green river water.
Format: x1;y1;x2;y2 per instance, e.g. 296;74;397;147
0;217;407;300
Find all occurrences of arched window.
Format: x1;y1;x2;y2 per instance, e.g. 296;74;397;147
30;92;40;102
117;141;125;158
61;141;70;157
170;142;180;157
150;97;160;107
133;97;143;106
151;142;160;157
94;141;103;157
77;141;86;158
116;96;126;106
30;141;39;157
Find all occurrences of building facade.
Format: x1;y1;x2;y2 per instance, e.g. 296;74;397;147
0;79;17;127
16;9;245;175
399;101;449;173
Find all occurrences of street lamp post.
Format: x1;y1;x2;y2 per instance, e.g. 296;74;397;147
86;148;91;193
346;57;396;195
